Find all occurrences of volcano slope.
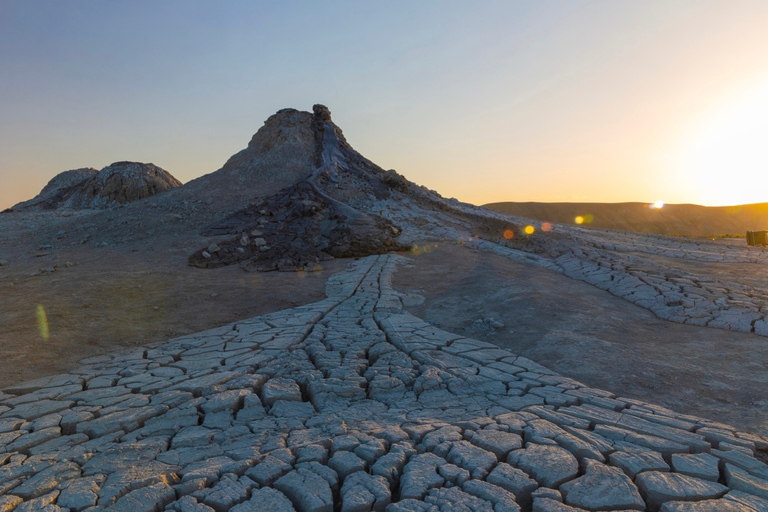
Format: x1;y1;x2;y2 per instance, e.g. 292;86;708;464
1;105;768;510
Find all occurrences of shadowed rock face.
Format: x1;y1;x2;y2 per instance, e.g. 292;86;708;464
188;181;406;271
12;162;181;210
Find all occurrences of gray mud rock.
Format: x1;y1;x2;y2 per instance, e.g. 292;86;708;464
12;162;181;211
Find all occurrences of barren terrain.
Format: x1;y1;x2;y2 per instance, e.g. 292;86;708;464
0;211;345;388
2;207;766;437
393;242;768;436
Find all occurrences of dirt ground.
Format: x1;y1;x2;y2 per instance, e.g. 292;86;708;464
0;213;346;388
393;242;768;437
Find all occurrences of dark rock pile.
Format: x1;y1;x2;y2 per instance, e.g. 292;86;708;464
188;181;406;271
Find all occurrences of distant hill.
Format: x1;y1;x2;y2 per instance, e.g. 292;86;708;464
483;201;768;237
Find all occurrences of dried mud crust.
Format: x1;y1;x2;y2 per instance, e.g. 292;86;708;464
0;254;767;512
392;242;768;437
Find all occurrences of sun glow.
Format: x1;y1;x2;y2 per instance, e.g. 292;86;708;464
679;78;768;206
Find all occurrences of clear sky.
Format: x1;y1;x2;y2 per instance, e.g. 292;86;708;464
2;0;768;210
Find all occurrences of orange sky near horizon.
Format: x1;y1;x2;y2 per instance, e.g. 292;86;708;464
2;1;768;211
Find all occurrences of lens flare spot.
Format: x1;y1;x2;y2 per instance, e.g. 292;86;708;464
584;214;594;224
503;229;514;239
411;246;422;256
575;216;585;225
542;222;552;232
650;201;665;209
297;269;307;279
524;225;535;235
422;245;431;253
36;304;49;341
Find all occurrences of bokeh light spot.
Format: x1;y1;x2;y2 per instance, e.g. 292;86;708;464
584;214;594;224
524;225;535;235
575;216;584;225
36;304;49;341
503;229;514;239
542;222;552;232
411;246;422;256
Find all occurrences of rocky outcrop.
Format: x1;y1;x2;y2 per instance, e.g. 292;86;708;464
189;181;406;271
10;167;98;210
60;161;182;209
11;162;181;210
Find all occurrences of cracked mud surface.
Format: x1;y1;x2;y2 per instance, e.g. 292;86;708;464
393;242;768;437
1;255;768;511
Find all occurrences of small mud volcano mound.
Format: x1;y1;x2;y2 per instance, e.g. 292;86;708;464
189;181;406;271
11;161;182;211
63;161;182;209
10;167;99;210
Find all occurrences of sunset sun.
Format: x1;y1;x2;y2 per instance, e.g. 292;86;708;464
680;78;768;206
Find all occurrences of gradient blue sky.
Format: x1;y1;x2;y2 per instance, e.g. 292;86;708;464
2;0;768;210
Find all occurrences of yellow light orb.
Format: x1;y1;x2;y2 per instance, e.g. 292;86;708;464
575;216;584;225
36;304;49;341
524;225;535;235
